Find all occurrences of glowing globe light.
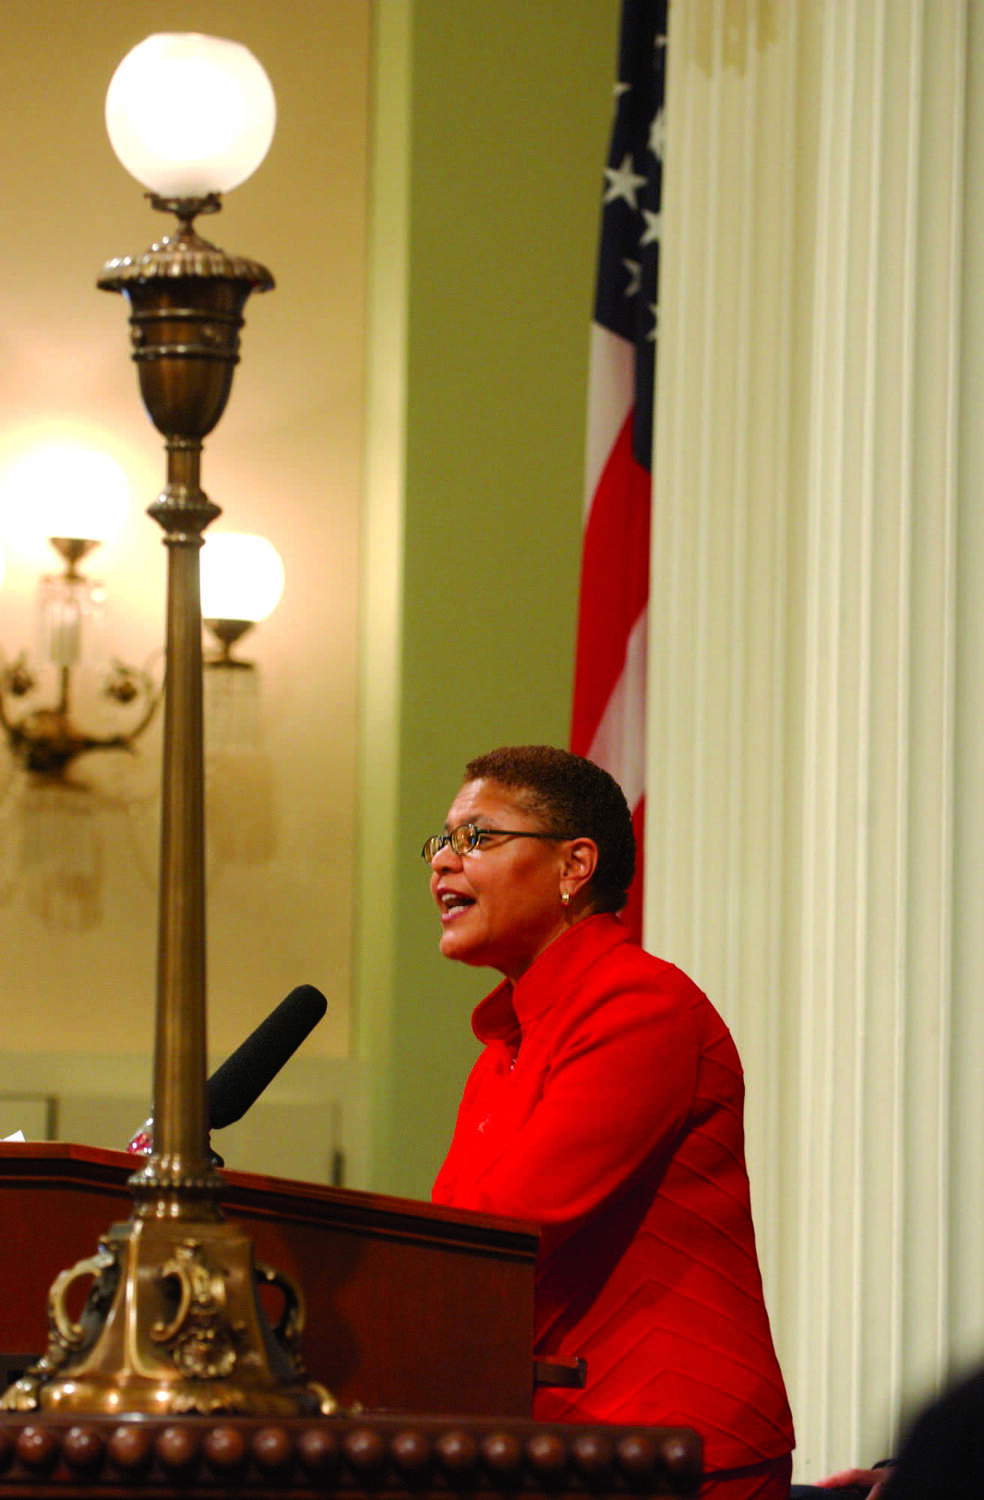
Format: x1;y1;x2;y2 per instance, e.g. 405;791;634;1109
200;532;284;623
105;33;276;198
1;444;130;545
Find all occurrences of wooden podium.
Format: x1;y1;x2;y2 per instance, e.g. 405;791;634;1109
0;1142;539;1417
0;1144;703;1497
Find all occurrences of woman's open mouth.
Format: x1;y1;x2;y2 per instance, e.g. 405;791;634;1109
438;889;475;923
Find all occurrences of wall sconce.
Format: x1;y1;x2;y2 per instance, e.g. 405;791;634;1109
202;529;285;665
201;532;284;866
0;485;283;929
0;444;161;780
1;33;323;1420
202;530;284;759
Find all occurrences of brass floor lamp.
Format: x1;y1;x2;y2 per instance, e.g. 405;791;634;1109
2;33;328;1418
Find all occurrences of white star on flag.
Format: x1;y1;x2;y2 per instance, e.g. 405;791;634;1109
603;152;648;209
641;209;661;247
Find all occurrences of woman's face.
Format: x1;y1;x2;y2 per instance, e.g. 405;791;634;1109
427;778;573;982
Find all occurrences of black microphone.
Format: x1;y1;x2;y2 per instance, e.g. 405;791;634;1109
207;983;328;1131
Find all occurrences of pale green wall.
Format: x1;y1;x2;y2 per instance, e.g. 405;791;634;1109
358;0;621;1197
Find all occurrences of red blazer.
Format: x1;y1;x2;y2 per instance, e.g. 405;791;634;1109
432;914;794;1473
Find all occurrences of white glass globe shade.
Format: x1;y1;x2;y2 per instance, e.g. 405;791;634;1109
105;33;276;197
1;445;130;544
200;532;284;622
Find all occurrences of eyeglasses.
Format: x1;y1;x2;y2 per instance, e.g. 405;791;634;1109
421;823;575;863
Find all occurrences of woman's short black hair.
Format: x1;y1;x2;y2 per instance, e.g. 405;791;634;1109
462;745;635;913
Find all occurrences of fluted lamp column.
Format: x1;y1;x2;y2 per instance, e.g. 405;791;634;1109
1;34;326;1417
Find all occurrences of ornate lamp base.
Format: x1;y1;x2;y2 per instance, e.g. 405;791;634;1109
2;1216;328;1418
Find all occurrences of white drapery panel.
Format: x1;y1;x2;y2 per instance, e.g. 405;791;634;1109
648;0;983;1481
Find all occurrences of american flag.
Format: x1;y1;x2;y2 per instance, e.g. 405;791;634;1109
571;0;667;944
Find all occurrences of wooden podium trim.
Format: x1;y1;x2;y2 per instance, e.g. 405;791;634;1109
0;1142;537;1253
0;1412;703;1498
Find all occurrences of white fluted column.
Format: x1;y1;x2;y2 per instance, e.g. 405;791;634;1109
650;0;980;1479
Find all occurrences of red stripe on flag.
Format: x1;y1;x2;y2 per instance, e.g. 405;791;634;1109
571;409;652;756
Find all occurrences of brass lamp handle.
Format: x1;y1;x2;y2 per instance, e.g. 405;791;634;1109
48;1246;117;1350
255;1261;305;1354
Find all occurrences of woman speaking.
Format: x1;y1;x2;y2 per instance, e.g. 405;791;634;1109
426;746;794;1500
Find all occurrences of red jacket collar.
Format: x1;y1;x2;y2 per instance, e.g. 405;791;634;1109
471;912;631;1045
